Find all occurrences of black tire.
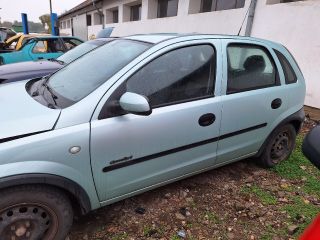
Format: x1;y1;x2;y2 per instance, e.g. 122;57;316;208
259;124;296;168
0;185;73;240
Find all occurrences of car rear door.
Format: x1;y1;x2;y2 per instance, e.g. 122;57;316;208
30;38;65;61
90;39;223;203
216;39;288;165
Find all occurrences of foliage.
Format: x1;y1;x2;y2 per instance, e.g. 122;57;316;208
39;14;52;33
0;20;45;33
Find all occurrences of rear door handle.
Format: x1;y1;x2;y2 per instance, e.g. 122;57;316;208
271;98;282;109
199;113;216;127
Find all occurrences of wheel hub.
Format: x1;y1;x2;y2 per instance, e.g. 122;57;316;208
270;131;291;163
0;204;52;240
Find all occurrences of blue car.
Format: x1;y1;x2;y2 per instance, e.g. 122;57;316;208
0;34;306;239
0;36;83;65
0;38;113;84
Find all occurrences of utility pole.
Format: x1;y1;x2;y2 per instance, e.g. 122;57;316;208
49;0;53;16
245;0;258;37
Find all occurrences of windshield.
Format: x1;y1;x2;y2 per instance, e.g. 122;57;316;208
57;39;108;64
47;39;151;106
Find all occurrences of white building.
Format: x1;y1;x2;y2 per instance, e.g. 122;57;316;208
59;0;320;109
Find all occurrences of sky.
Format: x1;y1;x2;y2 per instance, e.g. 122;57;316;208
0;0;84;22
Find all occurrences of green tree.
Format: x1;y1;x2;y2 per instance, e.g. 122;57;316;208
39;14;51;33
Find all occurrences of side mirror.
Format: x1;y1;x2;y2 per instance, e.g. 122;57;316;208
119;92;152;116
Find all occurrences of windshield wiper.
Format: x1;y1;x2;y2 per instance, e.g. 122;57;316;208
48;58;65;65
42;81;58;107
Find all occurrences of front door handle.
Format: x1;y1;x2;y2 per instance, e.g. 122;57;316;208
271;98;282;109
38;57;44;60
199;113;216;127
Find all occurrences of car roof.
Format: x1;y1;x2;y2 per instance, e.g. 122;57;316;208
123;33;281;48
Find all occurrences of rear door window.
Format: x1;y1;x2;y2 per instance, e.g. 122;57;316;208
63;38;82;50
227;44;279;94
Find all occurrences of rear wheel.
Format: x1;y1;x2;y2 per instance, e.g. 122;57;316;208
0;185;73;240
259;124;296;168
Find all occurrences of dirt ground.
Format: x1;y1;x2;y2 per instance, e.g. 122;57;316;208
69;119;319;240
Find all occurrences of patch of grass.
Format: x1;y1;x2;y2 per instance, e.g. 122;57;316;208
111;232;128;240
241;185;277;205
170;236;180;240
260;224;287;240
282;196;319;237
143;225;153;237
273;136;320;197
204;211;221;224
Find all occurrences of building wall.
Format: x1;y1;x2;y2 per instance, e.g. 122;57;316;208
251;0;320;108
88;25;103;39
104;0;250;36
60;28;72;36
59;0;320;108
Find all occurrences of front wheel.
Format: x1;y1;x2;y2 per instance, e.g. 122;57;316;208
259;124;297;168
0;185;73;240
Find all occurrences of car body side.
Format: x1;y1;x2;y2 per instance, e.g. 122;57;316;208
0;36;83;65
0;35;306;213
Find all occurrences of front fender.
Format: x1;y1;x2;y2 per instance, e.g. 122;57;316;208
0;172;92;214
0;123;100;211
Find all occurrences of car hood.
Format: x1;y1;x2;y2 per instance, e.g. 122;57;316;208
0;81;61;140
0;60;61;83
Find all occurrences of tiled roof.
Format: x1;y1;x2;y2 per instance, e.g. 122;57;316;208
59;0;101;18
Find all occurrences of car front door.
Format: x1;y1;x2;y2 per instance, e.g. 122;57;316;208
216;40;288;165
90;40;223;202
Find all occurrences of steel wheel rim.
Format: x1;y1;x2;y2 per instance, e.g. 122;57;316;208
270;129;293;164
0;203;59;240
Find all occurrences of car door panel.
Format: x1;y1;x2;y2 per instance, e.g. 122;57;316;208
91;99;222;201
217;40;288;164
90;39;223;202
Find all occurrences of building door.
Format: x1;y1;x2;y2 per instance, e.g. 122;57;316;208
72;14;88;40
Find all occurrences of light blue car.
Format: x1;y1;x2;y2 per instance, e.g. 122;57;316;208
0;34;305;239
0;36;83;65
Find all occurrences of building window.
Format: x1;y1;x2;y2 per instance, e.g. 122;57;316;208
201;0;213;12
94;12;103;25
200;0;245;13
158;0;179;18
66;20;71;28
267;0;304;4
87;15;92;26
112;9;119;23
130;4;142;21
281;0;304;2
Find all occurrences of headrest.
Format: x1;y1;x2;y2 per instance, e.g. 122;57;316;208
243;55;266;72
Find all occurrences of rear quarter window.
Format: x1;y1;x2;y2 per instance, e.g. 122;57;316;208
274;49;297;84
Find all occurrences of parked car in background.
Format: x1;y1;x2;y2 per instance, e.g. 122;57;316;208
303;125;320;169
0;34;305;239
2;33;50;51
0;38;113;84
0;36;83;65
